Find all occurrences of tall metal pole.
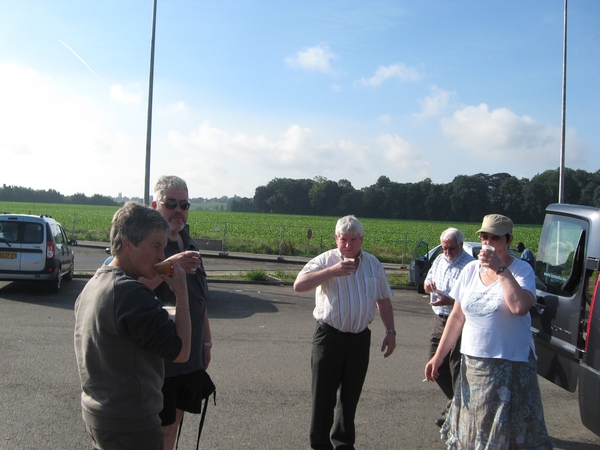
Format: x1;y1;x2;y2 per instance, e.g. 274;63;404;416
558;0;567;203
144;0;158;205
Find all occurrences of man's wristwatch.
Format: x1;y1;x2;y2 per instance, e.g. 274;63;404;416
204;342;213;348
496;266;508;275
386;329;396;335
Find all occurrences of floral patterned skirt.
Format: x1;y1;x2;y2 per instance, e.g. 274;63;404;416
441;352;553;449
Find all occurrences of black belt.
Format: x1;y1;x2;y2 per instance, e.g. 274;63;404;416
317;321;366;335
437;314;449;319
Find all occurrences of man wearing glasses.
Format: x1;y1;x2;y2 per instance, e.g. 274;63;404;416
145;175;212;450
423;228;473;427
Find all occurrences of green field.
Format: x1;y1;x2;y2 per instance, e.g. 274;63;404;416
0;202;542;264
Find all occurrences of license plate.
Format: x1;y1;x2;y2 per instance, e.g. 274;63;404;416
0;252;17;259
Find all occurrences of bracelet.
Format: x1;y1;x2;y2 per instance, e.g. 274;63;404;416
386;329;396;335
175;306;190;312
204;342;213;348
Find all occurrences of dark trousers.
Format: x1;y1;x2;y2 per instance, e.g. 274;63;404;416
429;314;462;400
310;322;371;450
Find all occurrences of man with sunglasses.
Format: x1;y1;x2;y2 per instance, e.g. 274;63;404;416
143;175;212;450
423;228;474;427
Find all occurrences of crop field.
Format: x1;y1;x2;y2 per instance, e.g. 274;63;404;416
0;202;542;263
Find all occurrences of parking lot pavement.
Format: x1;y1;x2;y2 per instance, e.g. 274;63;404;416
1;278;599;448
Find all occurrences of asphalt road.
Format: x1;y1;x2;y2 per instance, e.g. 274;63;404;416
1;248;599;449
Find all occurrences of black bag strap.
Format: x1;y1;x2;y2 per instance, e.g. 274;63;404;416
175;390;217;450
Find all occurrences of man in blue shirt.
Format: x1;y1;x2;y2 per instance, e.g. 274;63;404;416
516;242;536;270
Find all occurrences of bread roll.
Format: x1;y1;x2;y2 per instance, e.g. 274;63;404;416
153;261;173;275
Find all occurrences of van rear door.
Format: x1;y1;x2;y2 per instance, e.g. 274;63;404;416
0;219;21;272
532;203;600;436
532;209;589;390
20;221;45;272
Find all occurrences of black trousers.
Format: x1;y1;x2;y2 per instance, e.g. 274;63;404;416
310;322;371;450
429;314;462;400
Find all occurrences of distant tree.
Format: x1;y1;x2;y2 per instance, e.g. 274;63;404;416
450;175;489;222
497;176;528;222
523;170;560;222
253;185;272;212
336;179;362;216
309;176;342;216
580;170;600;207
228;196;256;212
360;176;391;219
253;178;312;214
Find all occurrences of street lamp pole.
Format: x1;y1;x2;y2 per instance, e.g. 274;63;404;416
558;0;567;203
144;0;158;205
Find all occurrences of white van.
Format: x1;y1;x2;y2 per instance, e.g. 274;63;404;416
0;214;75;292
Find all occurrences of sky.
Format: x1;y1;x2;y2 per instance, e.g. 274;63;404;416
0;1;598;200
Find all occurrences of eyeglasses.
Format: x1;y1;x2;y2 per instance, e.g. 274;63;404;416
159;199;191;211
479;233;503;242
442;246;458;251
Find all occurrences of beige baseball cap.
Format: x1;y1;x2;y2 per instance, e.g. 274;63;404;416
476;214;513;236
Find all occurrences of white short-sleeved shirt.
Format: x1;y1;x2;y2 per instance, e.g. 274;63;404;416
425;250;474;316
299;249;393;333
449;258;536;362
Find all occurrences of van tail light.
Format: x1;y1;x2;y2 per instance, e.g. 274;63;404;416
46;241;55;259
585;275;599;354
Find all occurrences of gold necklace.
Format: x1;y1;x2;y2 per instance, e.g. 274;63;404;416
485;270;497;282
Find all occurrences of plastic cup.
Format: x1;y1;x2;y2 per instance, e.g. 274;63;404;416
479;244;494;274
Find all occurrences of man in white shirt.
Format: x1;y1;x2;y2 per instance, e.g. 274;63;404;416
424;228;474;427
294;215;396;450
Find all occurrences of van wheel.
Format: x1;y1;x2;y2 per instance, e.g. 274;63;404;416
49;272;62;293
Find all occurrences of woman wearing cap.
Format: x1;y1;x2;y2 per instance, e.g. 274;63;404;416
424;214;553;449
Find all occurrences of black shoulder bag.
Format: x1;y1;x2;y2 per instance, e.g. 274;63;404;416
175;370;216;450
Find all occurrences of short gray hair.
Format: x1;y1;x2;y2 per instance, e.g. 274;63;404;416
153;175;188;203
440;227;464;245
335;215;364;237
110;202;170;255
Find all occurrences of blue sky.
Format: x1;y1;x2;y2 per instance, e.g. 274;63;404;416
1;1;598;199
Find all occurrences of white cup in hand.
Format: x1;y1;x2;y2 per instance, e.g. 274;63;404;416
479;244;494;273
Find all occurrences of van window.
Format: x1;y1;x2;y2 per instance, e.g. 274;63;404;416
535;214;587;296
52;224;65;245
23;223;43;244
0;222;19;242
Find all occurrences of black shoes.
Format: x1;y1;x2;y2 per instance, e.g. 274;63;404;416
435;401;451;427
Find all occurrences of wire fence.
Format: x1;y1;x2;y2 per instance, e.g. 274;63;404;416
61;213;441;264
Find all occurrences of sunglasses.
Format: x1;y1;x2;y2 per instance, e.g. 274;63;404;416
479;233;503;242
159;199;191;210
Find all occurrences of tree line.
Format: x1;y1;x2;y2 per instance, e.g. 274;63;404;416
0;185;120;206
228;168;600;224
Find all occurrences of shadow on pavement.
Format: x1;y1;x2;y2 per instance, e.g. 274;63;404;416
208;288;280;319
0;278;85;310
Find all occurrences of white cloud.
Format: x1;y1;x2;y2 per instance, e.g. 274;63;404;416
285;43;336;74
355;63;420;87
110;84;142;105
378;114;392;124
160;122;433;196
414;85;454;120
165;101;188;114
0;63;145;196
440;103;560;163
376;134;430;178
